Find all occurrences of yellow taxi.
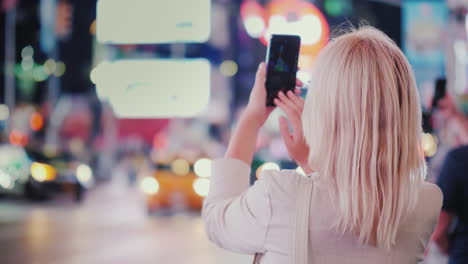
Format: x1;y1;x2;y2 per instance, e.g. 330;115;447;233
140;157;211;213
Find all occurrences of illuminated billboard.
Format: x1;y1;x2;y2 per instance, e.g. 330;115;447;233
92;59;211;118
97;0;211;44
402;1;447;88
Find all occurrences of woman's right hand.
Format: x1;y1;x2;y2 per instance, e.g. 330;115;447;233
274;91;313;174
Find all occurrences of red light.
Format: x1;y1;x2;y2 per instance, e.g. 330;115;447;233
241;1;266;38
9;130;28;147
241;1;265;19
30;113;44;131
153;132;169;150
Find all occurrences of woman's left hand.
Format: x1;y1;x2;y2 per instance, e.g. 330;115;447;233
226;62;304;164
244;62;274;125
245;62;304;126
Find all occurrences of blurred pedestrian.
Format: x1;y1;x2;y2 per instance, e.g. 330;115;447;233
202;26;442;263
437;94;468;146
430;94;468;264
431;145;468;264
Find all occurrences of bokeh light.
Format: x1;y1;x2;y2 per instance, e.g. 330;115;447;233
220;60;238;77
241;1;265;38
264;14;324;45
76;164;93;187
261;162;280;171
194;158;212;178
244;15;265;38
296;70;311;87
422;133;438;157
54;62;66;77
30;113;44;131
0;169;14;189
44;59;57;74
171;159;190;176
21;57;34;71
0;104;9;121
324;0;351;17
9;130;28;147
33;66;48;82
21;45;34;59
31;162;56;182
89;66;99;84
140;176;160;195
256;162;280;178
193;178;210;197
256;0;329;62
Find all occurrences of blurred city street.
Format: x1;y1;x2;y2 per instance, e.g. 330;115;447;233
1;0;467;263
0;175;250;264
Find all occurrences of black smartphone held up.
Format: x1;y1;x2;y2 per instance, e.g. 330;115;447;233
265;34;301;106
432;78;447;110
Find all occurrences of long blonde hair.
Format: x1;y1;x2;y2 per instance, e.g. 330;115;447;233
302;26;426;250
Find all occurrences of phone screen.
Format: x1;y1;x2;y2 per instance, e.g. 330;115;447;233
432;78;446;110
265;35;301;106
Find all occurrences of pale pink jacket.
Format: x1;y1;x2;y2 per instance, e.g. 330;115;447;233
202;158;443;264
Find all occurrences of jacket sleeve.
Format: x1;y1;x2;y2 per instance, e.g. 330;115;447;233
202;158;272;254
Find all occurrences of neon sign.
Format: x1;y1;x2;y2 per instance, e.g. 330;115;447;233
241;0;329;69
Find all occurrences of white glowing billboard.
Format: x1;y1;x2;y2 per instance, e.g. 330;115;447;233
97;0;211;44
93;59;210;118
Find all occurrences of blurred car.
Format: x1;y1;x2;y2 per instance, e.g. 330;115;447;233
25;149;94;202
0;144;31;195
140;157;211;214
0;144;94;202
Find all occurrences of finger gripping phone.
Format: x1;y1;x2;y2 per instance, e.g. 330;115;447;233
265;34;301;106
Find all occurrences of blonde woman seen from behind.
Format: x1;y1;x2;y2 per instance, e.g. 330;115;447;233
202;26;443;264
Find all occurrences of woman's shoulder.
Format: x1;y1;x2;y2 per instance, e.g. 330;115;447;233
257;169;306;208
415;182;443;219
419;182;443;205
258;169;304;193
400;182;443;234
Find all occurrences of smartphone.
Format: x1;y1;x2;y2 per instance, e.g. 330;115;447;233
432;78;446;110
265;34;301;106
422;111;433;133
